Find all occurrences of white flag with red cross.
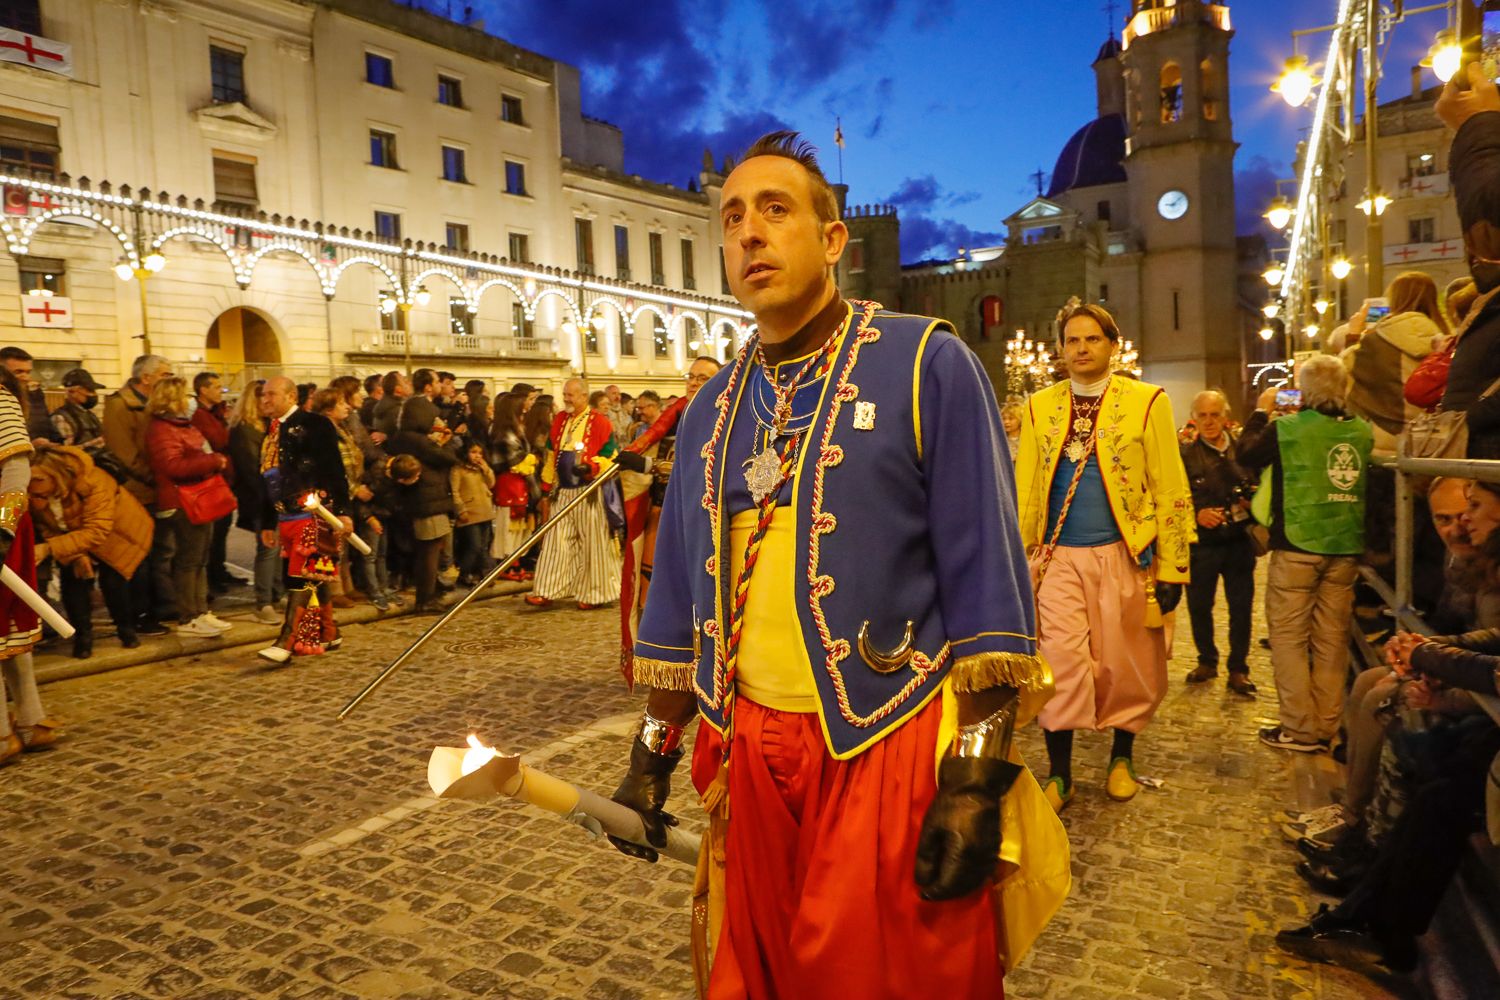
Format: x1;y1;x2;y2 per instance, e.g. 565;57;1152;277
0;28;72;77
19;295;72;328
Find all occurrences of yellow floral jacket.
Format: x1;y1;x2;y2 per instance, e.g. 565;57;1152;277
1015;377;1196;583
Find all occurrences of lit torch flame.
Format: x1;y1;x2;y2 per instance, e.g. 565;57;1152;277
460;733;498;776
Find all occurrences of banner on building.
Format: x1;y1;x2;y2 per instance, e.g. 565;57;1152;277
1384;239;1464;266
0;28;72;78
19;295;72;328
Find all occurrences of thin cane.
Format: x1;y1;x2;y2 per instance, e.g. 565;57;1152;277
337;462;623;720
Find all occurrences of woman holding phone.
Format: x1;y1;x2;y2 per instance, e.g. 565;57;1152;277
1341;270;1449;453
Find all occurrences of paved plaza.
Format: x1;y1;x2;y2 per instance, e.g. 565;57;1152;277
1;587;1411;999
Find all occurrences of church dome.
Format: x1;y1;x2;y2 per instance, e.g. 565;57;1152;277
1046;112;1126;198
1094;37;1122;63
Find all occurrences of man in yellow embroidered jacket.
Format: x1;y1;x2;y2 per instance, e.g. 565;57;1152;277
1014;300;1194;811
604;131;1068;1000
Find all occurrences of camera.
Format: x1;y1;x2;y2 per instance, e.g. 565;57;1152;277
1226;481;1257;524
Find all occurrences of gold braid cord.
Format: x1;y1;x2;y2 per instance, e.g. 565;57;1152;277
634;656;696;692
0;490;25;535
948;650;1051;695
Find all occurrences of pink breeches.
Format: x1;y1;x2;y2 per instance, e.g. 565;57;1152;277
1034;542;1167;734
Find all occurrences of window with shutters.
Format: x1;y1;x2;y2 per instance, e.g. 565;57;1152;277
373;211;401;242
210;46;246;104
654;319;670;359
614;225;630;281
369;129;398;168
1;1;42;34
512;302;534;340
681;238;696;290
437;75;463;108
575;219;595;275
649;232;665;285
500;94;525;125
508;232;530;263
0;115;59;180
366;52;395;88
620;318;635;356
212;155;258;211
441;145;467;183
18;257;64;295
444;223;469;253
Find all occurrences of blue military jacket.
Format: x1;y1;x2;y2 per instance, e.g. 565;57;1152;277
633;301;1046;758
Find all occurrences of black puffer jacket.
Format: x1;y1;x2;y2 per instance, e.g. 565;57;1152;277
1444;110;1500;458
382;400;459;518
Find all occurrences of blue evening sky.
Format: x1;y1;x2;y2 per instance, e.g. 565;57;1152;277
469;0;1454;260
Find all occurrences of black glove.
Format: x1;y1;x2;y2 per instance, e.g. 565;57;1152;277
914;756;1022;901
614;451;650;474
607;737;682;863
1155;582;1183;614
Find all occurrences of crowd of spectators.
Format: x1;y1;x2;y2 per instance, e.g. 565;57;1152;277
0;352;691;663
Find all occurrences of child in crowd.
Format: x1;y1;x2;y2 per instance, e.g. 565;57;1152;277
450;442;496;587
364;454;421;611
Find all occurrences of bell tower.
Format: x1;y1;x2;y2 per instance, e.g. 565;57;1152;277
1119;0;1240;406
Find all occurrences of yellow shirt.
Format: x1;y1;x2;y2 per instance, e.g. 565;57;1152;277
728;507;818;712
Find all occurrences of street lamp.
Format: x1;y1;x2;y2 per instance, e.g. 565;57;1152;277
1272;55;1319;108
1422;29;1464;83
1263;302;1281;319
1331;256;1354;280
114;252;167;355
1356;191;1392;215
1258;326;1276;341
1313;297;1331;315
1303;322;1321;338
1263;262;1286;286
1264;195;1294;231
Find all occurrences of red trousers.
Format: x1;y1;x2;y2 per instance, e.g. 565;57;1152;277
691;697;1005;1000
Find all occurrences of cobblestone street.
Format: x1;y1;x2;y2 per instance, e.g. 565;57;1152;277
2;587;1409;1000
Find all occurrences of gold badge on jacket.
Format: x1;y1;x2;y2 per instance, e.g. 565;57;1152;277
853;401;876;431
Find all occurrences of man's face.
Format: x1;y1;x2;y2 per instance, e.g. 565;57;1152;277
1061;316;1115;381
370;384;384;401
394;376;412;398
606;385;621;406
1430;481;1475;559
263;381;295;416
562;381;587;413
66;385;93;406
138;362;173;391
439;377;455;399
3;357;34;390
197;377;223;407
720;155;844;324
639;399;661;424
1192;396;1228;444
685;359;719;401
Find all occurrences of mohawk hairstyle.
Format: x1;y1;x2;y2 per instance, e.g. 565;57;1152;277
735;130;840;225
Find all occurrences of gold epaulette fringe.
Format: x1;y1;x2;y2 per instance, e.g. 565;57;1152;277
0;490;26;534
949;650;1053;694
632;656;696;692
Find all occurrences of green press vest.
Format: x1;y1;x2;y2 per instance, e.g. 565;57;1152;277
1274;409;1373;555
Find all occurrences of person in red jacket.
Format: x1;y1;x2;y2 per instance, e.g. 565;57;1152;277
146;377;233;638
190;371;238;595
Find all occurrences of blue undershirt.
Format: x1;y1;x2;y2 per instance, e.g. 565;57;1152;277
1045;454;1122;547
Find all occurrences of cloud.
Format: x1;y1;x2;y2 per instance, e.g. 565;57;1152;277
1235;154;1283;237
470;0;926;184
897;217;1005;261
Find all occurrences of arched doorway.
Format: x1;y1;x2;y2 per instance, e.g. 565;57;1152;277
206;306;281;385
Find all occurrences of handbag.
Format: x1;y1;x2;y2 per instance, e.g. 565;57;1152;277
177;473;237;526
1401;372;1500;460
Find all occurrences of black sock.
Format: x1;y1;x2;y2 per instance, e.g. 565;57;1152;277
1111;729;1135;761
1043;729;1073;785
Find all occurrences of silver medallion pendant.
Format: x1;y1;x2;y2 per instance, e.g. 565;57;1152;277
743;446;785;505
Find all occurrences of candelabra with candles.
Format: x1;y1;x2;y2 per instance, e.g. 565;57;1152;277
1116;338;1142;378
1003;329;1056;399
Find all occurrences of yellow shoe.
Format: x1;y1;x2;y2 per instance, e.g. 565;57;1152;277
1042;775;1074;813
1106;756;1140;802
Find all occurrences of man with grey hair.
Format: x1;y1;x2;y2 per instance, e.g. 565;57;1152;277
103;353;175;633
526;376;621;609
1237;355;1373;752
1180;389;1257;695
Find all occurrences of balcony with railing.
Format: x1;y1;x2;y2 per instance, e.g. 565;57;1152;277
1123;1;1231;48
352;330;559;361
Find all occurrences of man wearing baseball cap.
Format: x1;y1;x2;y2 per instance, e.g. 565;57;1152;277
52;368;104;448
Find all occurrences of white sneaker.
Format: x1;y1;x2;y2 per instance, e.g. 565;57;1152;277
258;645;291;664
180;616;225;637
201;613;233;632
1278;804;1346;843
253;605;281;625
